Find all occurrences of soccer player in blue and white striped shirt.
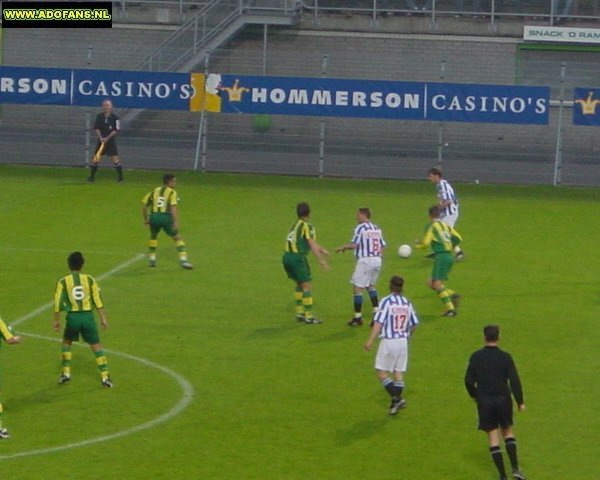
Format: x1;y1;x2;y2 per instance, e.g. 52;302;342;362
336;208;386;326
364;276;419;415
428;168;465;260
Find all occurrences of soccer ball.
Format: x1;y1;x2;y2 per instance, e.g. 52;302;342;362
398;244;412;258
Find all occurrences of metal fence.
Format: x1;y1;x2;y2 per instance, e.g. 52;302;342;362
303;0;600;27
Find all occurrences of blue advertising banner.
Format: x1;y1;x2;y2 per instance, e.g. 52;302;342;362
0;65;196;110
210;74;550;125
0;65;550;125
573;88;600;126
0;66;72;105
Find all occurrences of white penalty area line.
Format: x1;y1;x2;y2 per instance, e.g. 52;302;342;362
11;253;146;328
0;333;194;461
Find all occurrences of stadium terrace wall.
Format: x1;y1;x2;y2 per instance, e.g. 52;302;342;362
0;25;598;186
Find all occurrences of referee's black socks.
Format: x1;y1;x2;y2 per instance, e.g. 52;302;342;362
89;164;98;180
504;437;519;471
489;445;507;479
115;163;124;181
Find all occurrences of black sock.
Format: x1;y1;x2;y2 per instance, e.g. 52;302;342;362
383;382;396;399
89;164;98;179
115;164;123;180
393;381;404;398
504;437;519;470
490;446;507;478
368;290;378;308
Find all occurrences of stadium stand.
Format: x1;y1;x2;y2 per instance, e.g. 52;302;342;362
0;0;598;185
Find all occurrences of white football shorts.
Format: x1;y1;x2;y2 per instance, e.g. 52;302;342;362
351;256;382;289
441;209;459;228
375;338;408;372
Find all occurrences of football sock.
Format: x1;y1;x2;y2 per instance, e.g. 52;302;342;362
490;446;507;478
353;294;363;318
294;287;303;316
504;437;519;470
115;163;123;181
381;378;396;398
454;245;462;254
393;381;404;398
437;287;455;311
0;400;3;429
175;240;188;262
89;164;99;179
302;290;313;319
148;239;158;261
368;289;379;308
61;345;72;377
94;350;109;381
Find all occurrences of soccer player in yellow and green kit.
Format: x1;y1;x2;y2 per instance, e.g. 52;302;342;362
416;205;462;317
282;202;330;324
142;174;193;269
0;318;21;439
53;252;112;388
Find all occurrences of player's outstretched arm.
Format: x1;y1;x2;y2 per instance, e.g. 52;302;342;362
170;205;180;230
364;322;382;351
52;311;61;332
97;308;109;330
6;335;21;344
336;242;357;253
308;238;330;270
142;205;149;225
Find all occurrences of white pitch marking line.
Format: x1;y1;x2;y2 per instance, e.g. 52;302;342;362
11;253;145;328
0;333;194;461
0;252;195;460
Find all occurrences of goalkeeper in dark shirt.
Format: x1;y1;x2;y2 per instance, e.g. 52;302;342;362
465;325;526;480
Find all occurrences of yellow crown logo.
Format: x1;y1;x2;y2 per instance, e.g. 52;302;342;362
574;91;600;115
220;79;249;102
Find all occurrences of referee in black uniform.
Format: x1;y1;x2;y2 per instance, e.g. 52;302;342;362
88;99;124;183
465;325;526;480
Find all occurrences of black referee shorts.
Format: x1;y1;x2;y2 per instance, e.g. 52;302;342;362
94;138;118;157
477;396;514;432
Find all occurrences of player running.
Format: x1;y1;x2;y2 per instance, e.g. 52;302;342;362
364;276;419;415
282;202;330;324
427;168;464;260
142;174;193;270
53;252;112;388
0;318;21;439
88;99;124;183
416;205;462;317
336;208;386;326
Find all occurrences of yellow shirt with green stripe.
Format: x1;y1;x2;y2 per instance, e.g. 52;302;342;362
54;272;104;313
142;186;178;214
418;219;462;253
285;218;316;256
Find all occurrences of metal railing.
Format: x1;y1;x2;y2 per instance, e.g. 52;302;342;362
302;0;600;28
133;0;301;72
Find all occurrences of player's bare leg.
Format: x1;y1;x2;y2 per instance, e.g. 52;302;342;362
501;426;525;479
487;429;508;480
173;233;193;269
300;280;320;324
110;155;124;183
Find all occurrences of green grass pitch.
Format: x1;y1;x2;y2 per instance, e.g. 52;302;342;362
0;165;597;479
